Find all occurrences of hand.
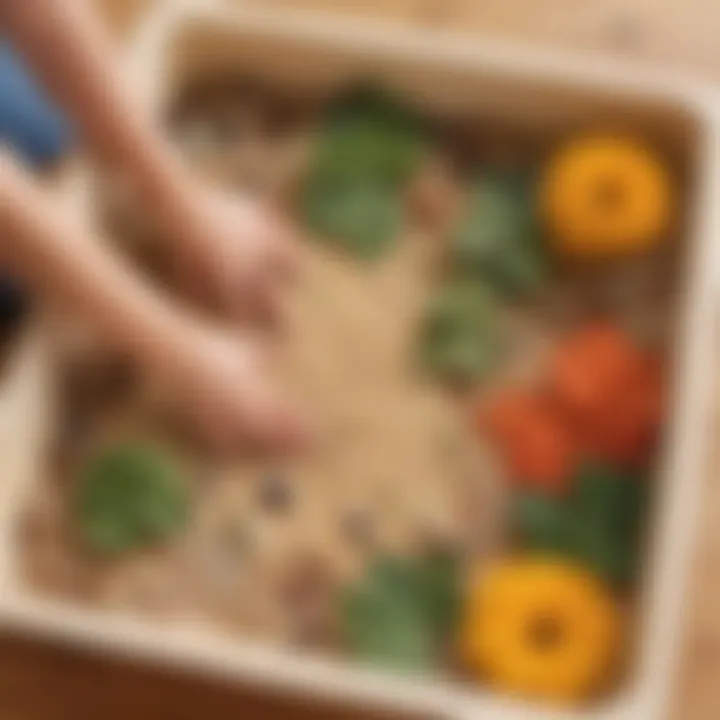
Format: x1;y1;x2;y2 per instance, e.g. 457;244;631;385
160;179;297;323
154;320;308;453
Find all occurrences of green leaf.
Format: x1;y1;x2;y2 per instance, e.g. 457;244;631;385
302;85;430;260
342;582;434;671
564;515;637;586
514;462;648;586
303;174;402;260
320;85;429;184
450;173;548;298
76;442;188;555
420;281;499;384
341;553;461;671
342;559;434;671
82;517;131;555
516;493;572;552
415;551;461;640
575;462;646;541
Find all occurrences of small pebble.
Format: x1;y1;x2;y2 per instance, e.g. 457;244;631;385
257;471;293;514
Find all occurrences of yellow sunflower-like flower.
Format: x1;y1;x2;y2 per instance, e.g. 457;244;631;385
540;134;674;259
461;556;622;702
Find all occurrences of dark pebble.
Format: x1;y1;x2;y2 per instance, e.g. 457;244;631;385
257;472;293;513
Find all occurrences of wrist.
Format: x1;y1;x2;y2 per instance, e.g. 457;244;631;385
120;137;197;239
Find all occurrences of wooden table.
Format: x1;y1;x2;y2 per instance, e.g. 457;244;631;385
2;1;717;718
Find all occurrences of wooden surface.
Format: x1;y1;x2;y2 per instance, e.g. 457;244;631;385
1;1;718;718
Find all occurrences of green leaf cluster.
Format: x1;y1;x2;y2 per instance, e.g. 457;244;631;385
341;552;461;671
76;442;188;555
419;280;499;385
302;86;429;260
516;462;648;586
450;172;548;298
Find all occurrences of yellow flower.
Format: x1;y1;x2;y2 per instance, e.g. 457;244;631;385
540;134;674;259
461;556;622;702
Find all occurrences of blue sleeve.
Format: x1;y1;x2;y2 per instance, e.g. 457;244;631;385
0;44;74;322
0;42;73;167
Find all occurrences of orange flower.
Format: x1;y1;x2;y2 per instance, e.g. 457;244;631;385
482;391;576;494
549;323;641;420
549;324;664;467
588;356;665;466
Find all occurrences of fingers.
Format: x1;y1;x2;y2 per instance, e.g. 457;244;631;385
193;336;310;456
237;339;310;452
227;268;285;329
167;192;307;455
242;385;310;453
243;199;298;278
225;211;298;328
208;385;310;456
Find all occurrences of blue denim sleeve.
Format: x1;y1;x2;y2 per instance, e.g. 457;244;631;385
0;44;74;324
0;42;73;167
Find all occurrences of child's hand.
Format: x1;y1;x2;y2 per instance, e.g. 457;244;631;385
156;320;307;453
162;181;297;323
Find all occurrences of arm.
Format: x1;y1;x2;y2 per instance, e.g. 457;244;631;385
0;151;187;367
0;0;295;320
0;0;186;213
0;151;304;451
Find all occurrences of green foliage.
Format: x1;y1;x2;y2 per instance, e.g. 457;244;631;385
303;86;429;260
450;172;548;297
420;280;499;384
76;442;188;556
575;463;647;540
303;175;403;260
341;552;461;672
320;85;430;184
516;493;572;552
515;462;647;586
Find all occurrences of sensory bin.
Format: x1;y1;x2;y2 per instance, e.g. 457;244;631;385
17;79;683;706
